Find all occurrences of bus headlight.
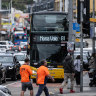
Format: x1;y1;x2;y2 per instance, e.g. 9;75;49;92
32;70;37;74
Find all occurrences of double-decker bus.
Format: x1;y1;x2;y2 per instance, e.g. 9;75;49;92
30;11;69;79
12;31;27;45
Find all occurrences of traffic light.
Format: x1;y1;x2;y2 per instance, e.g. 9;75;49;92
23;27;26;31
27;30;30;37
77;0;90;38
77;0;80;24
83;0;90;38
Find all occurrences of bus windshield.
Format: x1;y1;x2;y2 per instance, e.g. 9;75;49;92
33;14;69;32
31;44;67;67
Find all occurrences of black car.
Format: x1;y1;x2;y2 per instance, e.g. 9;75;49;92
0;63;6;84
0;53;21;81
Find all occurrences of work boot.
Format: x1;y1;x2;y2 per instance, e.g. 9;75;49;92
70;89;75;93
59;88;63;94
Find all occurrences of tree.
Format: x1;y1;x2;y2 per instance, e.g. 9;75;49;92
2;0;33;11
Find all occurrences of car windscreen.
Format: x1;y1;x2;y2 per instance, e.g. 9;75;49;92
16;55;26;61
0;46;6;48
15;35;27;40
33;14;68;32
0;56;13;63
0;42;6;45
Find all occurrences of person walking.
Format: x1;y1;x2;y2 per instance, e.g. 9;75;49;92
59;55;75;94
36;60;55;96
74;55;81;86
89;53;96;69
20;58;33;96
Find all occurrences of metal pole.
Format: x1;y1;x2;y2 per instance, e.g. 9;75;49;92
92;0;95;54
0;0;1;10
11;0;13;33
92;0;96;70
68;0;73;42
80;0;84;92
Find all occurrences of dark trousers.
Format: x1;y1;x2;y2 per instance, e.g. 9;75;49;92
75;71;80;85
36;84;49;96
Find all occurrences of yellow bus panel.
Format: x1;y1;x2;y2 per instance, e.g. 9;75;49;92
30;67;64;79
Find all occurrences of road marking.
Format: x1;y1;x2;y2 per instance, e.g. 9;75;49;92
5;81;21;87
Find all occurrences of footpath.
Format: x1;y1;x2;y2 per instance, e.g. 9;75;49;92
50;72;96;96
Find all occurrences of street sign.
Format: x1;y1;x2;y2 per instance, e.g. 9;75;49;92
75;38;80;42
20;13;29;18
76;32;80;37
15;13;20;18
73;23;80;32
67;42;74;52
90;18;96;22
1;23;12;25
0;29;7;31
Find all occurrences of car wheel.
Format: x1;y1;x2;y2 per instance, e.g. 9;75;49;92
11;74;17;81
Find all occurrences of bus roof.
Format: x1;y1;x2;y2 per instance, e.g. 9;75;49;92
32;11;68;15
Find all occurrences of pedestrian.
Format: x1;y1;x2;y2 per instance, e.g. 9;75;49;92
89;53;96;69
59;55;75;94
36;60;55;96
20;58;33;96
74;55;81;86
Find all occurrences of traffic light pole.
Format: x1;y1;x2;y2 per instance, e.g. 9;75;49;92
92;0;96;69
92;0;95;53
80;0;84;92
0;0;1;10
68;0;73;42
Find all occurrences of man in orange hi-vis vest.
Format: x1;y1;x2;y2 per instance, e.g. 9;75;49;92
20;58;33;96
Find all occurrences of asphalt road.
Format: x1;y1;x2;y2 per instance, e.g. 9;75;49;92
2;72;96;96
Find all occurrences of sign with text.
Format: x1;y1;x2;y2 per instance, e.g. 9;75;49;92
31;33;68;44
73;23;80;32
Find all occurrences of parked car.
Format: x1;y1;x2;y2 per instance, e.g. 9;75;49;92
10;45;21;52
14;53;28;65
0;85;11;96
0;63;6;84
0;53;21;81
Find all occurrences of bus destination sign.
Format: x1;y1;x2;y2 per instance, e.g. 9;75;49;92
32;34;68;44
39;36;65;42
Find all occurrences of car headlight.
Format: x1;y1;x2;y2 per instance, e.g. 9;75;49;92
8;66;13;69
32;70;37;74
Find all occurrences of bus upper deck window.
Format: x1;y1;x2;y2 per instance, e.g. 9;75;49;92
45;16;56;23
